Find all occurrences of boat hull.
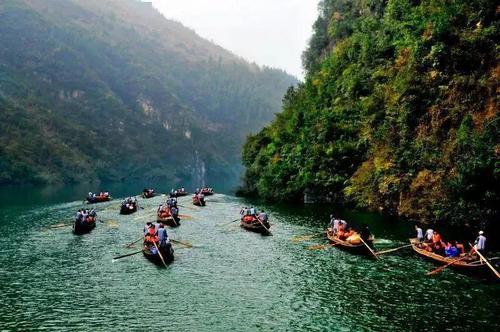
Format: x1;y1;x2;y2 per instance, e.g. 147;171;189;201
73;220;96;235
120;204;137;215
409;238;492;276
86;196;110;204
326;229;374;257
143;244;174;266
240;218;271;235
157;216;180;227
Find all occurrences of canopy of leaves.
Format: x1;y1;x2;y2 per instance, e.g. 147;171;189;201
242;0;499;228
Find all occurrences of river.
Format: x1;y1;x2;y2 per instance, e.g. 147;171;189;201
0;185;498;331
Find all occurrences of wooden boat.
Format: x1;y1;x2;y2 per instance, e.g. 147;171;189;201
192;195;206;206
326;228;375;257
171;189;188;197
200;188;214;196
240;216;271;235
157;215;180;227
120;201;137;214
142;243;174;266
86;194;110;203
409;238;494;276
73;219;96;235
142;189;155;199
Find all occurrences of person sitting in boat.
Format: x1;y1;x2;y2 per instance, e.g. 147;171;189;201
445;241;460;258
431;231;445;255
156;224;170;248
144;232;159;246
258;210;268;223
469;231;486;255
240;207;246;216
415;225;423;242
75;209;83;222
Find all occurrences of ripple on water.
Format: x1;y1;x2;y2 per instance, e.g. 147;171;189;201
0;194;498;331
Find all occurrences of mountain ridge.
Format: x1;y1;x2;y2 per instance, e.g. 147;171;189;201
0;0;298;186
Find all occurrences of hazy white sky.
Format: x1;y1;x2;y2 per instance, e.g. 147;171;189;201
149;0;320;79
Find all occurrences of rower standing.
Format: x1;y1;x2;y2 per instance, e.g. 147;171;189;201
415;225;423;242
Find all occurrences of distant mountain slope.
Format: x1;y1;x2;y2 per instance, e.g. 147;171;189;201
241;0;499;228
0;0;297;185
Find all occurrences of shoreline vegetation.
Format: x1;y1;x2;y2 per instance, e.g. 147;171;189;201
240;0;499;231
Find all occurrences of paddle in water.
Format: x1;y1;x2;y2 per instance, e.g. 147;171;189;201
113;250;143;261
469;242;500;279
427;255;468;276
125;237;143;248
153;241;168;268
171;239;193;248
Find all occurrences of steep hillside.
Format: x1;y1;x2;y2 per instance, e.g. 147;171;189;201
242;0;499;228
0;0;297;186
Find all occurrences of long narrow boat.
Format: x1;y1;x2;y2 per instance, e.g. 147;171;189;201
409;238;493;276
120;201;137;215
86;194;110;204
142;189;155;199
142;243;174;266
240;216;271;235
73;220;96;235
200;188;214;196
171;189;188;198
326;228;375;257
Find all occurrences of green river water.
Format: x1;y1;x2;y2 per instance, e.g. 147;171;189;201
0;185;498;331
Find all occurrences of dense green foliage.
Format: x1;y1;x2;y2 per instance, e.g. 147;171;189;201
0;0;296;186
242;0;499;227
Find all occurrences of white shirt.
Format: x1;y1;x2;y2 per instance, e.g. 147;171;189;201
416;227;423;239
475;235;486;250
425;229;434;241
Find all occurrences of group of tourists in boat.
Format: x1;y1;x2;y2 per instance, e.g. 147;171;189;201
326;215;374;254
170;188;188;197
143;221;174;265
73;208;97;234
199;187;214;196
157;197;180;227
414;226;487;258
323;213;497;277
86;191;110;203
192;191;206;206
120;197;138;214
239;207;271;235
142;188;155;199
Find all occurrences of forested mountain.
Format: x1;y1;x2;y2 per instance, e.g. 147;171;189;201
242;0;499;228
0;0;297;186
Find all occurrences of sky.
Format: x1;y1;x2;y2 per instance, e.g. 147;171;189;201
149;0;320;79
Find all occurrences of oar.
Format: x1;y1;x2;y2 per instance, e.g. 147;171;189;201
427;255;468;275
218;219;240;227
125;237;143;248
469;242;500;279
113;250;143;260
50;223;73;229
153;241;168;268
375;244;412;256
257;218;272;236
360;237;378;260
171;239;193;248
